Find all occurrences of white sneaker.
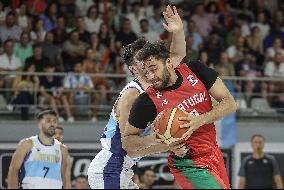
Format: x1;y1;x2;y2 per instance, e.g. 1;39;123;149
58;117;65;123
91;117;98;122
67;117;75;123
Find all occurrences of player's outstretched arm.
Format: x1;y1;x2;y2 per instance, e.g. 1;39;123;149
179;78;237;138
60;144;71;189
7;139;32;189
163;5;186;68
122;123;158;154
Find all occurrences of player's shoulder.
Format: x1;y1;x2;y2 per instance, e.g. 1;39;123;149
18;137;33;150
264;154;277;162
242;155;253;164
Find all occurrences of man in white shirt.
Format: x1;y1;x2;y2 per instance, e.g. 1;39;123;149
138;19;160;42
127;2;145;35
63;62;96;122
0;12;22;42
264;52;284;77
0;39;22;89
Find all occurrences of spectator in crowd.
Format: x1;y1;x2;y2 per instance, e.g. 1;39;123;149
0;12;22;42
115;18;137;47
139;19;160;42
250;11;270;40
42;32;61;70
238;134;283;189
205;1;221;31
236;14;251;38
74;175;88;189
89;32;111;73
235;51;263;107
272;10;284;33
84;5;103;33
265;52;284;77
185;34;199;61
17;4;28;29
10;62;39;120
75;0;94;17
14;32;33;65
205;32;223;65
0;1;6;25
62;30;87;72
264;52;284;104
30;19;46;43
54;126;64;142
226;25;242;47
26;0;46;17
127;2;144;35
215;52;235;77
0;39;22;90
246;26;264;64
63;61;97;122
83;48;109;121
98;23;113;48
140;0;154;18
39;63;74;122
227;36;246;63
149;5;164;35
51;15;68;46
199;50;212;68
266;37;284;61
39;1;58;32
191;3;212;38
76;16;91;43
25;43;51;72
186;20;203;52
139;169;156;189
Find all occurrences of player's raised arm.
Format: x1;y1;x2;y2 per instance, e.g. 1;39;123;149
163;5;186;67
7;139;32;189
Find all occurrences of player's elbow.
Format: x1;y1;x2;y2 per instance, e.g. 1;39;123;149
121;136;131;152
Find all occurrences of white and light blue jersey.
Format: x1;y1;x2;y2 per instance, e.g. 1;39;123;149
100;80;150;159
19;136;63;189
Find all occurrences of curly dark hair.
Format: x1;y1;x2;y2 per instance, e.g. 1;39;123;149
136;40;170;63
121;37;147;66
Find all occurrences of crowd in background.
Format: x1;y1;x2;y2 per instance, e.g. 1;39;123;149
0;0;284;122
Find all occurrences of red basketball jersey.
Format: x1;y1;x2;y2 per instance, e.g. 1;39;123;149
146;63;217;158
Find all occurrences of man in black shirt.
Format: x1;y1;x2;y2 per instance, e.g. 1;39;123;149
238;134;283;189
115;18;137;47
25;43;51;72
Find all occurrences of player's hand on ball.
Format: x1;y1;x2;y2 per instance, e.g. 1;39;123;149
179;114;206;140
163;5;183;33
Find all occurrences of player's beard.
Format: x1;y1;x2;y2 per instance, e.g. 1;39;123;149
43;126;56;137
155;66;171;91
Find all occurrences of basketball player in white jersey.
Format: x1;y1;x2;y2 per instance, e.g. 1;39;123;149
88;6;187;189
7;109;71;189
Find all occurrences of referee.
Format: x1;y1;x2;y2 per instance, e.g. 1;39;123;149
238;134;283;189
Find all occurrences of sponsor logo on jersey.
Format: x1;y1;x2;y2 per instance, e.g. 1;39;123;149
187;75;198;86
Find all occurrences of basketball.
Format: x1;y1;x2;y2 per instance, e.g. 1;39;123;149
152;108;189;145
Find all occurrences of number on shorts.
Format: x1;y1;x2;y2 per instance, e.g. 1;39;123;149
43;167;50;178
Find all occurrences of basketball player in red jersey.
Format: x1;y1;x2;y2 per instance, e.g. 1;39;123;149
122;40;237;189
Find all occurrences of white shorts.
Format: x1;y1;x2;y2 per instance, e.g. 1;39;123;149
87;149;138;189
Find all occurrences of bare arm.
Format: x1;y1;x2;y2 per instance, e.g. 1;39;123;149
238;177;246;189
180;78;237;136
60;144;71;189
8;139;32;189
274;175;283;189
163;5;186;68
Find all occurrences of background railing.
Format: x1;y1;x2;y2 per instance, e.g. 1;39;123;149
0;72;284;119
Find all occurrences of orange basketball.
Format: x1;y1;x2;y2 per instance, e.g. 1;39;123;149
152;108;189;145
